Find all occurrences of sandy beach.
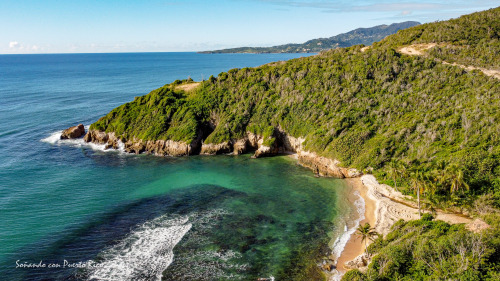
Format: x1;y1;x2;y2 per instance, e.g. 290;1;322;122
335;177;376;273
332;174;477;280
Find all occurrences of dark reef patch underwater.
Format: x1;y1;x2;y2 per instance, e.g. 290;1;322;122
4;154;350;281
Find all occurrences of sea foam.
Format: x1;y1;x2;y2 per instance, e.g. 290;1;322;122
87;214;192;281
41;126;126;154
331;190;365;268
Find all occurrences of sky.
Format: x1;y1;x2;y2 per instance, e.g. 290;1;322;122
1;0;499;54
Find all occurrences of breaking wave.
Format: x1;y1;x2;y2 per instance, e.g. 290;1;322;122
40;126;125;153
331;190;365;266
86;214;191;281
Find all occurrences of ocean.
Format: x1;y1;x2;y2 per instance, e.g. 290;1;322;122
0;52;362;280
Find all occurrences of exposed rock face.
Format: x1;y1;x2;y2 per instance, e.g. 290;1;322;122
84;130;197;156
252;145;274;158
296;151;362;178
233;139;248;155
279;131;362;178
344;254;369;270
84;127;361;178
200;142;232;155
61;124;85;139
298;151;346;178
84;130;118;147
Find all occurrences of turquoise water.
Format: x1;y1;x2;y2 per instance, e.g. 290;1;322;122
0;53;356;280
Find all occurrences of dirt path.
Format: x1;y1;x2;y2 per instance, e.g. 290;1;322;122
175;82;201;92
399;43;437;55
398;44;500;80
442;61;500;80
360;175;477;233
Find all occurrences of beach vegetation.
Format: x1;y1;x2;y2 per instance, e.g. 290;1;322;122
356;223;378;255
342;214;500;281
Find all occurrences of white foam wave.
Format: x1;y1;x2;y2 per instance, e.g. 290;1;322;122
331;190;365;268
87;214;192;281
40;126;125;154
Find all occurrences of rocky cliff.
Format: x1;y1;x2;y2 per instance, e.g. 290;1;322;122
84;130;198;156
84;128;361;178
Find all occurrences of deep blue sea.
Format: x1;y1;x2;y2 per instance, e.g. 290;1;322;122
0;52;362;280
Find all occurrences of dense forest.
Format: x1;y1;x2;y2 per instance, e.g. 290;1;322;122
89;8;500;279
200;21;420;53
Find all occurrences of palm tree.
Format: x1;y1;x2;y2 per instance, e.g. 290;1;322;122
387;159;400;191
431;160;448;194
445;164;469;195
410;170;426;218
356;223;378;255
424;170;437;197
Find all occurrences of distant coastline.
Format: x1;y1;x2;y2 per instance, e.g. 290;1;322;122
199;21;420;54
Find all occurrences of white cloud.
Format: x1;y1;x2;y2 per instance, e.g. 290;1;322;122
9;41;19;48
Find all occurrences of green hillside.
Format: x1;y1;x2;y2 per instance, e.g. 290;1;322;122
90;7;500;208
200;21;420;54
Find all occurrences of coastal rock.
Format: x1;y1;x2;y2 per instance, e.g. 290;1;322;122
125;139;146;154
297;151;347;178
144;139;194;156
280;132;304;152
252;145;273;158
200;142;232;155
84;130;119;149
84;130;196;156
346;168;363;178
344;254;368;269
247;131;279;158
246;132;261;148
321;262;335;272
233;139;248;155
60;124;85;139
84;128;360;178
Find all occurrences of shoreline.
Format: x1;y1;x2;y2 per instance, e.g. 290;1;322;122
332;174;477;280
333;177;377;277
50;135;477;278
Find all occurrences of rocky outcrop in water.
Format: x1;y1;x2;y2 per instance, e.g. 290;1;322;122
84;127;361;178
61;124;85;139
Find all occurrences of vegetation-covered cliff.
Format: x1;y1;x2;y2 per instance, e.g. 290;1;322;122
200;21;420;54
89;7;500;210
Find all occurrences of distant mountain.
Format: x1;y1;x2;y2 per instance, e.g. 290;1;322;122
200;21;420;54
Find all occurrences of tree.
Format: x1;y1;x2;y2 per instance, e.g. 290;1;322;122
410;170;427;218
445;164;469;195
387;159;406;192
431;160;448;195
356;223;378;255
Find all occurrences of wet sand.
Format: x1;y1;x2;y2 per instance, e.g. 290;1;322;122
335;177;377;273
